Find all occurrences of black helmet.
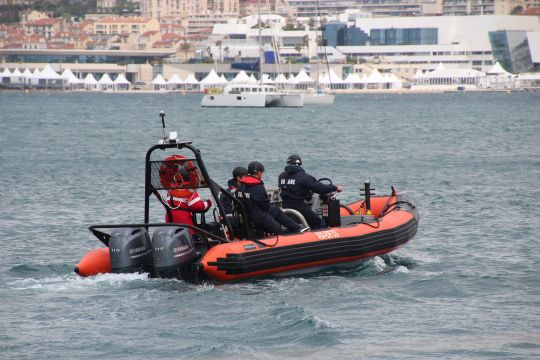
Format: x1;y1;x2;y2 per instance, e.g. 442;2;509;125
248;161;265;174
287;154;302;166
232;166;248;178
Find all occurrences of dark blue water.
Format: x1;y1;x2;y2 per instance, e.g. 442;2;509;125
1;91;539;359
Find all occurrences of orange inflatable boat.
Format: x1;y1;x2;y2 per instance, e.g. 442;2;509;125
75;114;419;283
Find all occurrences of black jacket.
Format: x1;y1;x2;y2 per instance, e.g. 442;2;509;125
278;165;336;206
219;178;238;215
234;175;271;222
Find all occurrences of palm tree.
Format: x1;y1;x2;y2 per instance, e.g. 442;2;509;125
303;35;309;61
215;40;222;63
180;40;191;62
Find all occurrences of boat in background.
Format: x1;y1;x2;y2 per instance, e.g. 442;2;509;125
201;83;303;107
200;0;303;108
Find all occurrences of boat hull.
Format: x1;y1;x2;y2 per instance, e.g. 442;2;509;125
200;202;418;282
201;93;268;107
303;93;335;105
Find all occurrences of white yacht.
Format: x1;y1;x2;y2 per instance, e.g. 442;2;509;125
201;83;303;108
302;88;334;105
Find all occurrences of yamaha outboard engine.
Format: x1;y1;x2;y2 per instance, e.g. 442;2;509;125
109;227;153;274
152;226;199;279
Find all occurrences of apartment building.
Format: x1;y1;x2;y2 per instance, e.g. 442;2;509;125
93;16;160;36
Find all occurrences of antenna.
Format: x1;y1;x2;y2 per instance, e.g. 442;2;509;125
159;110;166;140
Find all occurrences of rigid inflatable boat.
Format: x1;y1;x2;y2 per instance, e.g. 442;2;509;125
75;114;419;283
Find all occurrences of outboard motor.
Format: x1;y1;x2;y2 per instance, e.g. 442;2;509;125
108;227;153;274
152;226;199;279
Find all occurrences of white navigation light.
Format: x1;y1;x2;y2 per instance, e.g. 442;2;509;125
168;131;178;142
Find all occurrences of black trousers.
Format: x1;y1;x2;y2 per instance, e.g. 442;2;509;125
254;206;302;235
284;203;322;230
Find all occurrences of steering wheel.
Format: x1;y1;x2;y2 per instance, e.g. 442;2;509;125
317;177;333;185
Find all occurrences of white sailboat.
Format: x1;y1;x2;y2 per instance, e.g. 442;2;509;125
200;0;303;108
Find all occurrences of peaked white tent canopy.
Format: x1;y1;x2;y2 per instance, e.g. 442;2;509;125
183;73;200;91
10;68;24;85
113;73;131;90
262;74;274;84
152;74;168;91
295;69;314;84
319;68;345;89
1;67;12;78
38;64;62;80
84;73;99;90
167;74;184;90
200;69;227;90
231;71;252;84
486;61;512;76
62;68;83;84
98;73;114;90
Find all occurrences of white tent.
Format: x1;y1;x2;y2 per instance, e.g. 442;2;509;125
295;69;314;85
288;73;299;86
22;68;32;86
183;73;200;91
485;61;514;90
152;74;168;91
168;74;184;90
220;74;228;84
319;68;345;89
200;69;227;90
98;73;114;90
262;74;274;84
412;63;485;89
29;68;41;86
37;64;63;88
344;72;364;89
1;67;12;87
386;72;404;89
113;73;131;91
10;68;24;86
249;74;258;84
273;73;289;89
231;71;252;84
61;68;84;89
84;73;99;90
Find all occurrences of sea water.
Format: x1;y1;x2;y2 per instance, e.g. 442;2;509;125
0;91;539;359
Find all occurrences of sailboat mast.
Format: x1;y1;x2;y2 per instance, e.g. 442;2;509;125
257;0;263;84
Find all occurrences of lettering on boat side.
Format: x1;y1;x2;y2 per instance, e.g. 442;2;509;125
243;244;257;251
314;230;340;240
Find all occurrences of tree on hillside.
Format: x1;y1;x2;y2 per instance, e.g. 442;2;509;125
180;40;191;62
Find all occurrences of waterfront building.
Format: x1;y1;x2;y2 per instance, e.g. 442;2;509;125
93;16;160;36
442;0;540;15
489;30;537;73
329;15;540;79
354;0;441;17
140;0;207;20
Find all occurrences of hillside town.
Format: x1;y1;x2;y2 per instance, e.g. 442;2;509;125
1;0;540;91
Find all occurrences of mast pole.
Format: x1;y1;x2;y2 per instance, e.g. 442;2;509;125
257;0;263;84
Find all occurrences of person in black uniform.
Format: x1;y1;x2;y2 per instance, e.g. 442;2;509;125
278;154;343;229
219;166;248;215
235;161;306;235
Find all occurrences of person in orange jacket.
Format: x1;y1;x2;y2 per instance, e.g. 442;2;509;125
166;167;211;233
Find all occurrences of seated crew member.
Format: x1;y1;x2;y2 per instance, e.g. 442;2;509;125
219;166;248;215
235;161;307;235
278;154;343;229
166;167;212;233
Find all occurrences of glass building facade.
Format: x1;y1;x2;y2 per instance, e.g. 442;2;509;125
489;31;533;74
322;22;368;47
370;28;438;46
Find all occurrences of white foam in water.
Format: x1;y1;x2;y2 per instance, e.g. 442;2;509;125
393;265;410;274
8;272;149;291
371;256;387;272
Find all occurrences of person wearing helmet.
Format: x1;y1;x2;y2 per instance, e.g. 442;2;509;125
235;161;306;235
278;154;343;229
219;166;248;215
166;165;212;234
